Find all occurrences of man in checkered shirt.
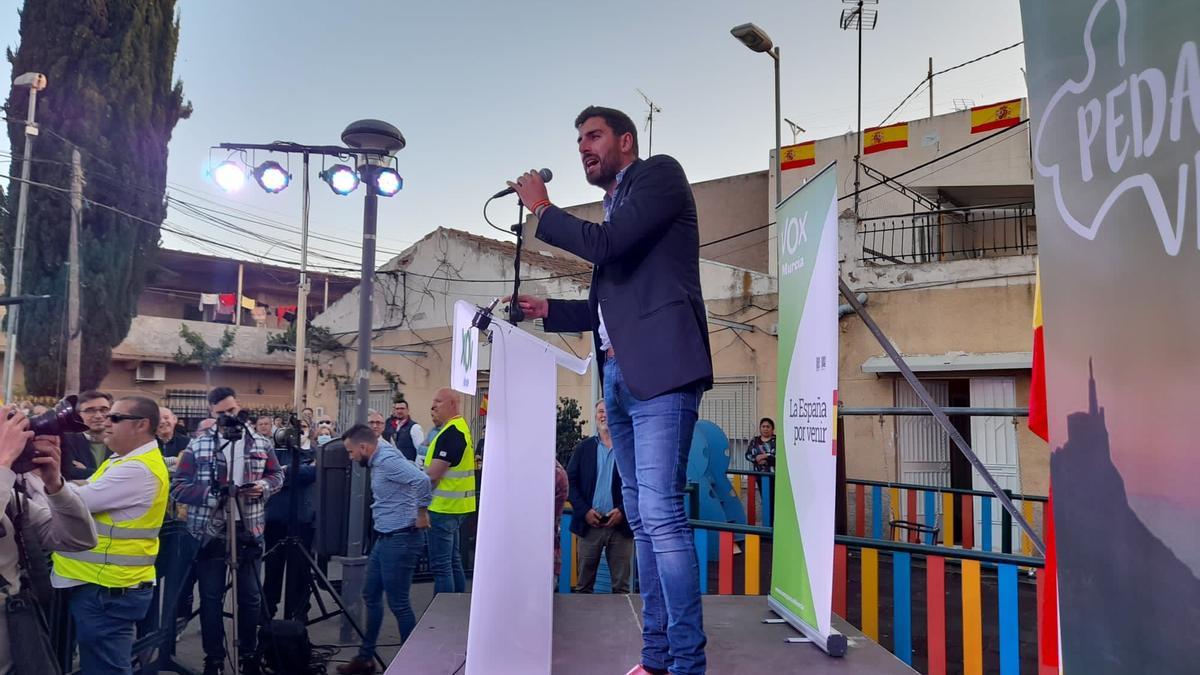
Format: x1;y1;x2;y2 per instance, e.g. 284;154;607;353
172;386;283;675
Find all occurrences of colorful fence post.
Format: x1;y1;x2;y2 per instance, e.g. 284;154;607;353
861;547;880;641
855;483;866;536
1022;500;1036;557
833;544;848;618
927;555;947;675
559;514;572;594
961;494;975;550
762;476;772;527
925;491;937;545
893;552;913;666
943;492;956;546
746;475;758;526
745;534;761;595
981;496;993;552
890;486;901;540
695;529;708;595
719;531;734;595
872;485;884;539
906;489;919;543
961;559;983;675
998;563;1020;675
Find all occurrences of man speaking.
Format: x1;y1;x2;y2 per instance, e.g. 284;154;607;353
508;105;712;675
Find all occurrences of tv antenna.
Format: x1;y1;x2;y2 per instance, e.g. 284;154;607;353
636;88;662;156
784;117;806;144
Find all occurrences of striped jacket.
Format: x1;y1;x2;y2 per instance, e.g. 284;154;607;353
170;430;283;542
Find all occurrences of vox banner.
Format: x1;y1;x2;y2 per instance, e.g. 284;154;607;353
769;162;846;656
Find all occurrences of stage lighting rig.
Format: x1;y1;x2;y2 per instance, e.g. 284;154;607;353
375;167;403;196
212;159;247;192
254;160;292;193
320;163;360;195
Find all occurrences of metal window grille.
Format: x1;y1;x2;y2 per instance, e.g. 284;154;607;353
859;203;1036;264
699;376;758;471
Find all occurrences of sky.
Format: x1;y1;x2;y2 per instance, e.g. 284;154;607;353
1;0;1028;273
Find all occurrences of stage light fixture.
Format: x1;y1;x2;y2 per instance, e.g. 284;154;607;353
375;168;403;197
254;160;292;193
212;160;247;192
320;164;360;195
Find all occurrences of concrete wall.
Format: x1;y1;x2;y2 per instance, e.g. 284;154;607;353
100;361;295;411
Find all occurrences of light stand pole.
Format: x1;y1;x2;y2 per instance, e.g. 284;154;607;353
731;24;782;207
4;72;47;401
293;152;311;413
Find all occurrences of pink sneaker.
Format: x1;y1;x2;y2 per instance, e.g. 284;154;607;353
624;666;667;675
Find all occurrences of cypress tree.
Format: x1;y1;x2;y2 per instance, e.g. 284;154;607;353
4;0;190;394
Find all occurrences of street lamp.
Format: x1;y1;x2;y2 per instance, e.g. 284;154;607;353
731;23;781;207
3;72;48;402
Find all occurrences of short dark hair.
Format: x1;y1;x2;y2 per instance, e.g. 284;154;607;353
208;386;237;407
78;390;113;406
575;106;639;155
342;423;376;446
118;396;161;434
760;417;775;428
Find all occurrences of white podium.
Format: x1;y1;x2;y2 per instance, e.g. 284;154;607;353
452;301;591;675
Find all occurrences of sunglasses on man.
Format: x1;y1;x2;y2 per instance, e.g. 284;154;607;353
107;413;147;424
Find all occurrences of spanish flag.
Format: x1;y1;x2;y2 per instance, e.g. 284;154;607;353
862;122;908;154
970;98;1023;134
780;141;815;171
1029;265;1061;674
479;393;488;417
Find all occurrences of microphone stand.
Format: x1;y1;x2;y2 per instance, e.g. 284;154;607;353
508;201;526;324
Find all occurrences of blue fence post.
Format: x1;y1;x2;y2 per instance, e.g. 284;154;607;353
762;476;772;527
893;552;912;666
981;496;993;553
695;529;709;595
924;491;937;545
559;514;572;594
872;485;884;539
998;563;1019;675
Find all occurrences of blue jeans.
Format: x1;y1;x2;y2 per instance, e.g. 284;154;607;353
604;357;706;674
360;529;425;658
70;584;154;675
428;512;468;593
194;536;264;665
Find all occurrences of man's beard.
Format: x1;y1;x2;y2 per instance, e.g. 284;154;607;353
585;154;619;187
357;456;370;468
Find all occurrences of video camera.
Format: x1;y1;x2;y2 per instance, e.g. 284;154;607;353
215;409;250;442
272;414;303;451
9;395;89;474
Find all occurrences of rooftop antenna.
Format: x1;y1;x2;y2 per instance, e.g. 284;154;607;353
636;88;662;156
784;117;806;144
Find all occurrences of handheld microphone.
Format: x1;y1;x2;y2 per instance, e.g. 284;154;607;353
492;168;553;199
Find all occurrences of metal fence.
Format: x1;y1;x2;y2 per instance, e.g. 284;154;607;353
859;203;1036;264
699;376;757;471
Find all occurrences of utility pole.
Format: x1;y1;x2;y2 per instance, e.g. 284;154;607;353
65;149;83;394
928;57;934;118
4;73;47;402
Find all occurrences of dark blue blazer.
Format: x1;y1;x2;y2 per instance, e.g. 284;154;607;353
565;436;631;538
536;155;713;400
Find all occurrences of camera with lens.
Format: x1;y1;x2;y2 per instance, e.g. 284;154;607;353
272;414;302;451
216;410;249;442
8;395;90;473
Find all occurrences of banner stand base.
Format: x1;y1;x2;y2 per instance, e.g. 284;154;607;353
768;597;848;657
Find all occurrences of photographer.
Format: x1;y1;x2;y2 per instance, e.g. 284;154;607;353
51;396;170;675
0;407;97;673
171;387;283;675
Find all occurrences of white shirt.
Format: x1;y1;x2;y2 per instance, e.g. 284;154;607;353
406;422;424;453
53;439;163;588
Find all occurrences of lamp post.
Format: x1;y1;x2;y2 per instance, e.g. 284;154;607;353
3;72;47;402
731;23;781;207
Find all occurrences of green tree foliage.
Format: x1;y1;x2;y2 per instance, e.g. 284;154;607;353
556;396;587;466
173;324;235;387
4;1;190;394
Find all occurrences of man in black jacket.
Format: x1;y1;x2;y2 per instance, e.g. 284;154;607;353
61;390;114;480
508;105;711;675
566;400;633;593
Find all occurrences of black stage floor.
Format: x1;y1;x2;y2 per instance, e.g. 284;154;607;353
385;593;916;674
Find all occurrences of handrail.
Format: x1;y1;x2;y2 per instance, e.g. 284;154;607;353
839;406;1029;417
859;201;1034;221
848;477;1048;503
686;517;1044;566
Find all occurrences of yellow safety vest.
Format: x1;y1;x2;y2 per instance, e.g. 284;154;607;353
424;417;476;514
53;448;169;588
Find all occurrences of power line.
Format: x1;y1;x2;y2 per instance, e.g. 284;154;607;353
878;41;1024;127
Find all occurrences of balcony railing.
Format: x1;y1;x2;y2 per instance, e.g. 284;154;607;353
859;203;1036;264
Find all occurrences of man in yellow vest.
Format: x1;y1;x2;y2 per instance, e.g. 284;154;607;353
424;387;476;594
52;395;169;675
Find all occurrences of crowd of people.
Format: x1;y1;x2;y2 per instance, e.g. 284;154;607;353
0;382;499;675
